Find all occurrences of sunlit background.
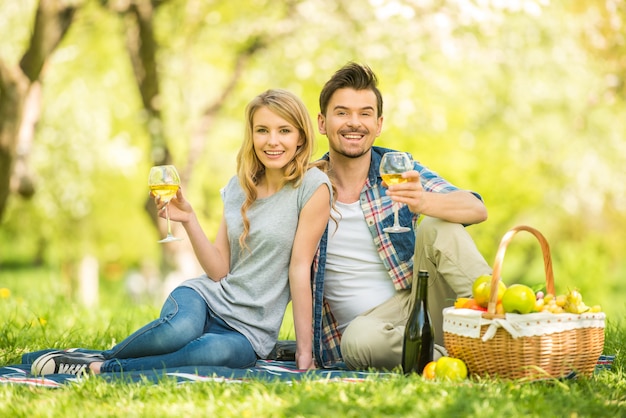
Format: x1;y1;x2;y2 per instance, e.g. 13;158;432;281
1;0;624;318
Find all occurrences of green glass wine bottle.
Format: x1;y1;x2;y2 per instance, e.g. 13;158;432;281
402;269;434;374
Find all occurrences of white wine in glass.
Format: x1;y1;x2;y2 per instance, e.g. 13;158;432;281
148;165;183;243
380;173;407;186
380;152;413;233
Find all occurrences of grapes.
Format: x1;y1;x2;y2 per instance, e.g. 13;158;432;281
567;289;583;306
538;288;601;314
542;295;565;313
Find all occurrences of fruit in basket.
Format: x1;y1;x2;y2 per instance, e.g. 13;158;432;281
539;289;602;314
567;289;583;304
457;298;487;311
495;302;505;315
434;357;468;381
563;289;593;314
471;274;507;308
501;284;536;314
454;297;470;309
564;290;587;314
542;293;564;313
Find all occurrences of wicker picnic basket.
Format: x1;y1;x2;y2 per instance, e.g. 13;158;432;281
443;225;606;380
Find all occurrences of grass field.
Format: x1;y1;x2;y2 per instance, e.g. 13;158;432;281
0;267;624;417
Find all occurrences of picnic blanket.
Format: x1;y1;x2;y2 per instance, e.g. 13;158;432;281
0;348;384;388
0;349;615;388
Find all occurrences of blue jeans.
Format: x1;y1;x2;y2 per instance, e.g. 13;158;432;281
99;286;257;373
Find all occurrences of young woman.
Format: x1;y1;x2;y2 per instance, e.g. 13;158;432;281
31;89;331;375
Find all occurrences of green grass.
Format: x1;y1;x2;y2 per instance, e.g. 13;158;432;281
1;267;625;417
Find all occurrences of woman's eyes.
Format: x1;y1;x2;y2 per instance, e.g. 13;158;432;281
255;128;293;134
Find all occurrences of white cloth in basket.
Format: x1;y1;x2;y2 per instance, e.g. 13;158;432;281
442;307;606;342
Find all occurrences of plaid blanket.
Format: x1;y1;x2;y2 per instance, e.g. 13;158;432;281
0;348;383;388
0;349;614;388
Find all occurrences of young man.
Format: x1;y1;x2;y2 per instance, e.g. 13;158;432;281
312;62;492;370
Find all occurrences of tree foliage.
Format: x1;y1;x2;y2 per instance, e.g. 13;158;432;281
0;0;624;317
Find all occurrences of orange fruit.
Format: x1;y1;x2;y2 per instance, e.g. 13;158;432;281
462;298;487;312
422;361;437;380
454;297;470;309
495;302;505;315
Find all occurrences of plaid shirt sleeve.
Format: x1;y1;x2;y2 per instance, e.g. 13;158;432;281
415;159;483;201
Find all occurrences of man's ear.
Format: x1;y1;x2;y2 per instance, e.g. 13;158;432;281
376;115;384;137
317;113;326;135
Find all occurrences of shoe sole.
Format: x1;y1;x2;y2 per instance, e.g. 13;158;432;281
31;351;63;376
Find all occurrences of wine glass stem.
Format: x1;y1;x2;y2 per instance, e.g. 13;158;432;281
393;204;400;227
165;204;173;237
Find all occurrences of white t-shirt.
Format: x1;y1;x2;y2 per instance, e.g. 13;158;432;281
324;201;397;333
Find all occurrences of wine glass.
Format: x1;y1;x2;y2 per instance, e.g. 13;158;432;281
380;152;413;233
148;165;183;243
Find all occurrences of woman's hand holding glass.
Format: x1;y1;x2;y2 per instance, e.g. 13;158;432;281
153;184;193;222
149;165;185;243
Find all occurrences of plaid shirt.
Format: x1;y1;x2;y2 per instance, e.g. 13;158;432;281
312;146;468;368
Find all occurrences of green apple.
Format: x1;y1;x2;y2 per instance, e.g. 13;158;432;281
501;284;536;314
472;274;507;308
435;356;468;381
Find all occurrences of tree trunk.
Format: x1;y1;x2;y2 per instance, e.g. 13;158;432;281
0;0;76;222
0;62;29;220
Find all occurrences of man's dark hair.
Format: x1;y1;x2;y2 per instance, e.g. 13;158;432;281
319;62;383;117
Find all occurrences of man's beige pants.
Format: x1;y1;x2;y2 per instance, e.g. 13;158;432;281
340;217;492;370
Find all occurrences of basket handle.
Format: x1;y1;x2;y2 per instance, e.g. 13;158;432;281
487;225;555;315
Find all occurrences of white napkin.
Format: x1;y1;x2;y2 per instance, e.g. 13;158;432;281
442;307;606;342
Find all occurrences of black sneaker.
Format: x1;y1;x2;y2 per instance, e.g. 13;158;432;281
267;340;297;361
31;351;103;376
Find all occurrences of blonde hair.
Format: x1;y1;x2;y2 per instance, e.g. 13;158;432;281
236;89;316;249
